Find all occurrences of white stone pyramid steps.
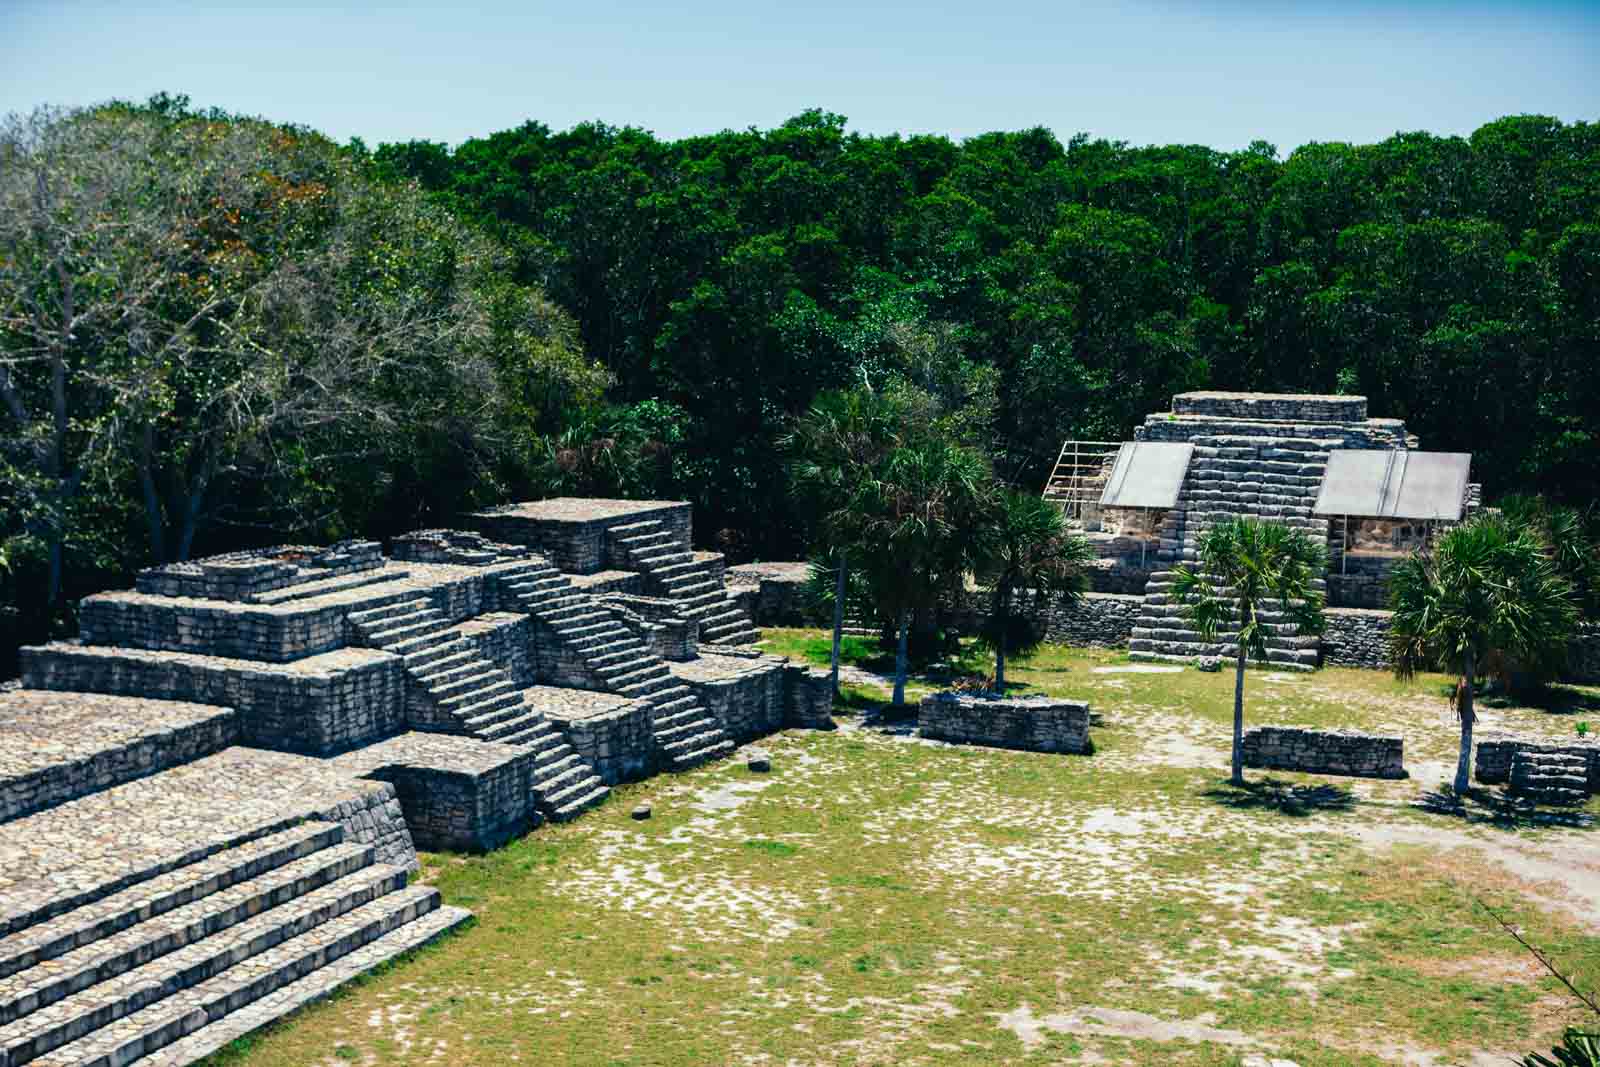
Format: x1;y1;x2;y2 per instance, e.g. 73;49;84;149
0;822;342;984
132;904;469;1067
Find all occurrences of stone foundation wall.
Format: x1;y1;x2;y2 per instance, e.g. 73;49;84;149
783;662;836;729
1241;725;1406;778
1475;736;1599;791
471;501;691;574
456;613;535;687
1321;609;1393;670
349;745;537;853
79;595;359;663
552;701;656;784
1172;392;1369;423
1326;554;1399;610
19;644;406;755
313;782;418;872
681;657;787;744
947;590;1140;649
919;692;1092;754
1569;625;1600;684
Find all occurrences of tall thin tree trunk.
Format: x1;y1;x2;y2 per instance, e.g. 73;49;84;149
994;587;1009;692
1455;646;1476;796
830;553;845;696
893;609;910;706
1231;642;1247;786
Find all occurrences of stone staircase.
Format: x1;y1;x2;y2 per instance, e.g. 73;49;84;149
1128;434;1335;671
492;560;736;771
1510;751;1590;807
348;600;609;823
607;520;760;646
0;820;467;1067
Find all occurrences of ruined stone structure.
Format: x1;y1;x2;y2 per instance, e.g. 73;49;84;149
1040;391;1480;670
918;692;1093;754
0;498;832;1066
1240;725;1407;779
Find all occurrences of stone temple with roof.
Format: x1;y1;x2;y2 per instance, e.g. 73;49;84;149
0;498;833;1067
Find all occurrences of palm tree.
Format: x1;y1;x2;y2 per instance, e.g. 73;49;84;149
977;490;1094;691
1171;516;1327;786
1390;515;1579;796
857;435;991;705
784;387;903;695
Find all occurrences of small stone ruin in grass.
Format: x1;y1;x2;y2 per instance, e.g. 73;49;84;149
918;690;1093;755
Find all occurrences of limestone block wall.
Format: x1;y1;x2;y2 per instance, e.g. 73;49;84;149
457;613;536;687
919;692;1092;754
342;736;539;853
79;595;357;662
19;644;407;755
781;662;836;729
551;701;656;784
471;500;691;574
679;657;787;744
1475;737;1599;791
1241;726;1406;779
1569;625;1600;684
1321;609;1393;670
1171;392;1369;422
311;783;418;872
1326;554;1399;610
599;594;699;661
946;589;1140;649
725;563;821;627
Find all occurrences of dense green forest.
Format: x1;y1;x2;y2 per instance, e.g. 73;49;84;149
372;109;1600;543
2;97;1598;672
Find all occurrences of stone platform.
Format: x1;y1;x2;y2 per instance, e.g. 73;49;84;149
918;692;1093;754
1241;725;1406;779
0;691;237;823
525;685;653;785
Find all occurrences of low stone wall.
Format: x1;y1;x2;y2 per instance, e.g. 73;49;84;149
455;612;535;687
1569;625;1600;684
1321;608;1393;670
724;562;820;627
673;655;787;744
530;686;656;784
918;691;1092;754
470;499;691;574
1474;736;1599;791
335;732;538;852
1171;391;1368;423
19;643;406;755
313;782;418;872
948;590;1140;649
79;593;360;663
1241;725;1406;779
783;662;836;730
1325;554;1399;610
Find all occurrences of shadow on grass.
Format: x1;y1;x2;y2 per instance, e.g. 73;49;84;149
1475;682;1600;717
1202;776;1357;817
1414;786;1594;830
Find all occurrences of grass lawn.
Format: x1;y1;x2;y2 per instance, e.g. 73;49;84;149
205;631;1600;1066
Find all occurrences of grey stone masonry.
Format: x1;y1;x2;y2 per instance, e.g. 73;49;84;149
782;662;837;730
1475;737;1598;792
671;654;787;744
333;732;540;851
134;541;384;602
608;518;760;646
725;562;818;627
1509;750;1590;806
18;644;405;756
528;685;655;785
598;594;699;661
918;692;1092;754
1321;608;1393;670
1171;391;1370;423
0;691;237;825
468;498;691;575
1240;725;1406;779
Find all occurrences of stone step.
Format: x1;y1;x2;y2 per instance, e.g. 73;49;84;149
346;598;432;628
402;637;472;671
618;675;682;700
1127;638;1319;667
254;570;406;607
588;646;650;670
0;822;344;982
412;654;484;688
427;665;511;702
665;579;720;599
1127;649;1318;672
387;628;460;658
547;783;610;822
664;735;735;769
1132;625;1321;648
20;885;441;1067
362;612;450;648
0;865;414;1066
440;683;522;717
461;697;540;736
553;619;631;641
597;663;670;689
0;842;374;1027
131;904;470;1067
581;637;648;662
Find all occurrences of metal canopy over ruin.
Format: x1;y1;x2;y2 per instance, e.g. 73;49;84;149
1314;450;1472;520
1099;442;1194;510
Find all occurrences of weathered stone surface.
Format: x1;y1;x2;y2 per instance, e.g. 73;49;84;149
918;691;1092;754
1171;391;1369;423
0;691;237;824
332;732;539;852
468;498;692;575
1475;736;1599;792
528;685;655;785
631;803;652;820
672;654;787;744
746;749;772;772
1241;725;1406;779
1321;608;1393;670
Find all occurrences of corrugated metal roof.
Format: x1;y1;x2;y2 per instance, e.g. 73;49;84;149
1314;450;1472;520
1099;442;1194;509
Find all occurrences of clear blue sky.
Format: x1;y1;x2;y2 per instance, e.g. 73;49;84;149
3;1;1596;153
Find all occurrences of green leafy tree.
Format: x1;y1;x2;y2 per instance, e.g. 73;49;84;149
1390;515;1580;795
1171;517;1327;786
976;490;1093;690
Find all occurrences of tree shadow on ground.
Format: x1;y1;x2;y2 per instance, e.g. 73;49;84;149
1477;682;1600;717
1414;786;1594;830
1202;777;1357;818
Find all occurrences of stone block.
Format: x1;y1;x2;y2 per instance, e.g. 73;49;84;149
918;691;1092;754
